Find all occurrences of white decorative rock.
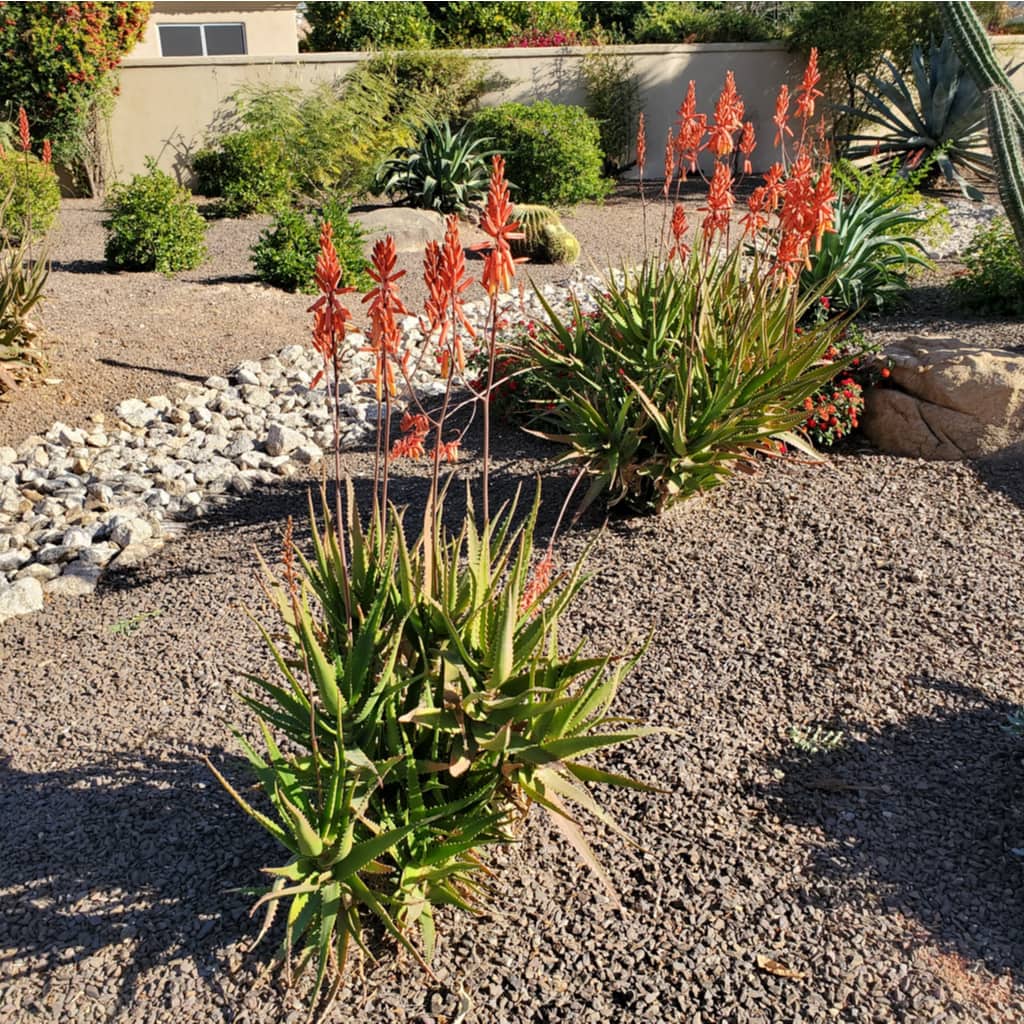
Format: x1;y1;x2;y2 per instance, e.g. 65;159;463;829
109;516;154;549
116;398;159;429
265;424;306;457
45;562;101;597
0;577;44;623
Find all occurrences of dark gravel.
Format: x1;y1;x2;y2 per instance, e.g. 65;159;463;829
1;193;1023;1023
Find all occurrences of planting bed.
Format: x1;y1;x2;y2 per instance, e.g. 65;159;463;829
0;193;1023;1023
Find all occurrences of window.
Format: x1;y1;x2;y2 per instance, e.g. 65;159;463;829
158;23;246;57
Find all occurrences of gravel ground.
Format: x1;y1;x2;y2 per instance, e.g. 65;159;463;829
1;191;1023;1023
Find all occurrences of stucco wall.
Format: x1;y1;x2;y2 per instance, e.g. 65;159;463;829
109;42;800;185
132;2;298;59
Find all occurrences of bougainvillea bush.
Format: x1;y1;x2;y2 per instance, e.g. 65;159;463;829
0;2;149;188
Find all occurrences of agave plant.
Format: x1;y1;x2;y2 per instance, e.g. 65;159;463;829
838;34;1017;197
0;194;48;386
800;179;933;312
375;119;495;214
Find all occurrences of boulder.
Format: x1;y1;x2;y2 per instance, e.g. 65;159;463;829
0;577;44;624
353;208;446;254
863;336;1024;460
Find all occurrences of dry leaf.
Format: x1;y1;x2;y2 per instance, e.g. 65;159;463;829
756;953;806;981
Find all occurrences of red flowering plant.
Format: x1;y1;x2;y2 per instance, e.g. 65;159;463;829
209;157;657;1014
508;52;856;514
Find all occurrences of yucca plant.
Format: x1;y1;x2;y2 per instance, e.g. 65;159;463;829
799;179;933;312
211;157;656;1017
838;34;1017;197
375;119;495;214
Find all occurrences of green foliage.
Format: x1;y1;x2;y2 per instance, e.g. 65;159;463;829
251;200;370;294
789;724;845;753
955;217;1024;315
302;1;435;51
0;152;61;242
508;253;849;515
375;120;494;214
540;223;580;264
0;3;149;176
0;194;49;378
800;168;934;313
633;2;776;43
471;102;611;206
511;203;562;257
364;50;489;126
192;130;294;216
103;160;207;274
212;484;653;1005
581;50;641;174
785;2;941;139
429;2;584;46
839;35;997;196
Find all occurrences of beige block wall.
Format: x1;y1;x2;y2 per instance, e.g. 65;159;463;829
132;1;298;59
109;42;799;185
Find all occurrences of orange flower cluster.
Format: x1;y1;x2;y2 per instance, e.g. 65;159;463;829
479;155;522;297
307;223;354;388
41;139;51;165
519;553;554;616
390;410;459;463
636;112;647;177
674;81;706;179
708;71;744;157
668;203;689;262
794;49;823;122
18;107;29;152
702;162;735;241
774;156;834;276
423;215;476;379
363;236;409;400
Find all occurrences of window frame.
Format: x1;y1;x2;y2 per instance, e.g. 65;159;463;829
157;22;248;57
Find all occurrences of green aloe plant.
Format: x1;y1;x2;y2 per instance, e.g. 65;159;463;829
0;191;49;378
375;119;495;214
838;34;1009;197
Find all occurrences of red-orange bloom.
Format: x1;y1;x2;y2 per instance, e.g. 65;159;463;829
675;80;707;177
662;127;676;197
668;202;689;261
738;121;756;176
479;155;521;296
795;49;823;123
433;439;460;464
428;215;476;378
41;139;51;165
364;235;409;399
772;85;793;149
519;553;554;616
400;411;430;435
391;431;426;459
636;112;646;177
307;223;355;387
708;71;744;157
18;107;29;152
701;162;735;241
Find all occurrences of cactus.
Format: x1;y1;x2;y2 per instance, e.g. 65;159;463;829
940;0;1024;253
511;203;560;257
540;223;580;264
985;88;1024;251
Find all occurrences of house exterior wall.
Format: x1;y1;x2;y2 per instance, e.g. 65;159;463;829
132;1;298;59
109;42;800;184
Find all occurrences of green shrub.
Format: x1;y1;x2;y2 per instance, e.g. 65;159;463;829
0;152;61;242
250;200;370;293
581;49;641;174
192;130;294;216
104;161;207;274
955;217;1024;315
472;102;611;206
375;120;494;213
633;2;776;43
303;0;435;51
364;50;489;126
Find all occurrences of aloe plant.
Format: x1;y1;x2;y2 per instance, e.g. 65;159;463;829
0;193;49;381
838;34;1008;197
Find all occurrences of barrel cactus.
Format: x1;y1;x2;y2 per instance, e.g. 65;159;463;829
511;203;561;258
540;223;580;264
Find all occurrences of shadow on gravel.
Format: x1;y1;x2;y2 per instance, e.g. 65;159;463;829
100;357;209;383
0;750;278;1017
769;675;1024;981
51;258;110;275
973;447;1024;511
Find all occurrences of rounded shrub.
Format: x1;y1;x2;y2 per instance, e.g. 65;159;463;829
0;152;61;241
471;102;611;206
104;160;207;274
250;199;371;294
192;130;294;216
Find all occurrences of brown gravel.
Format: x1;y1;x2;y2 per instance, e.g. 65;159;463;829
1;190;1023;1024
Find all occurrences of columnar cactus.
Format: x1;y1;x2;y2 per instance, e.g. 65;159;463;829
941;0;1024;251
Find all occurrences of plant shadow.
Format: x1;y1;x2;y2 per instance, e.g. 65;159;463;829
0;750;280;1019
99;357;209;383
766;674;1024;981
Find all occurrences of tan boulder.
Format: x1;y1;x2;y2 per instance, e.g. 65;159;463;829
863;336;1024;460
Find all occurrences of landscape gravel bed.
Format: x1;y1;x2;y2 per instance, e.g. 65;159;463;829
0;191;1022;1023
